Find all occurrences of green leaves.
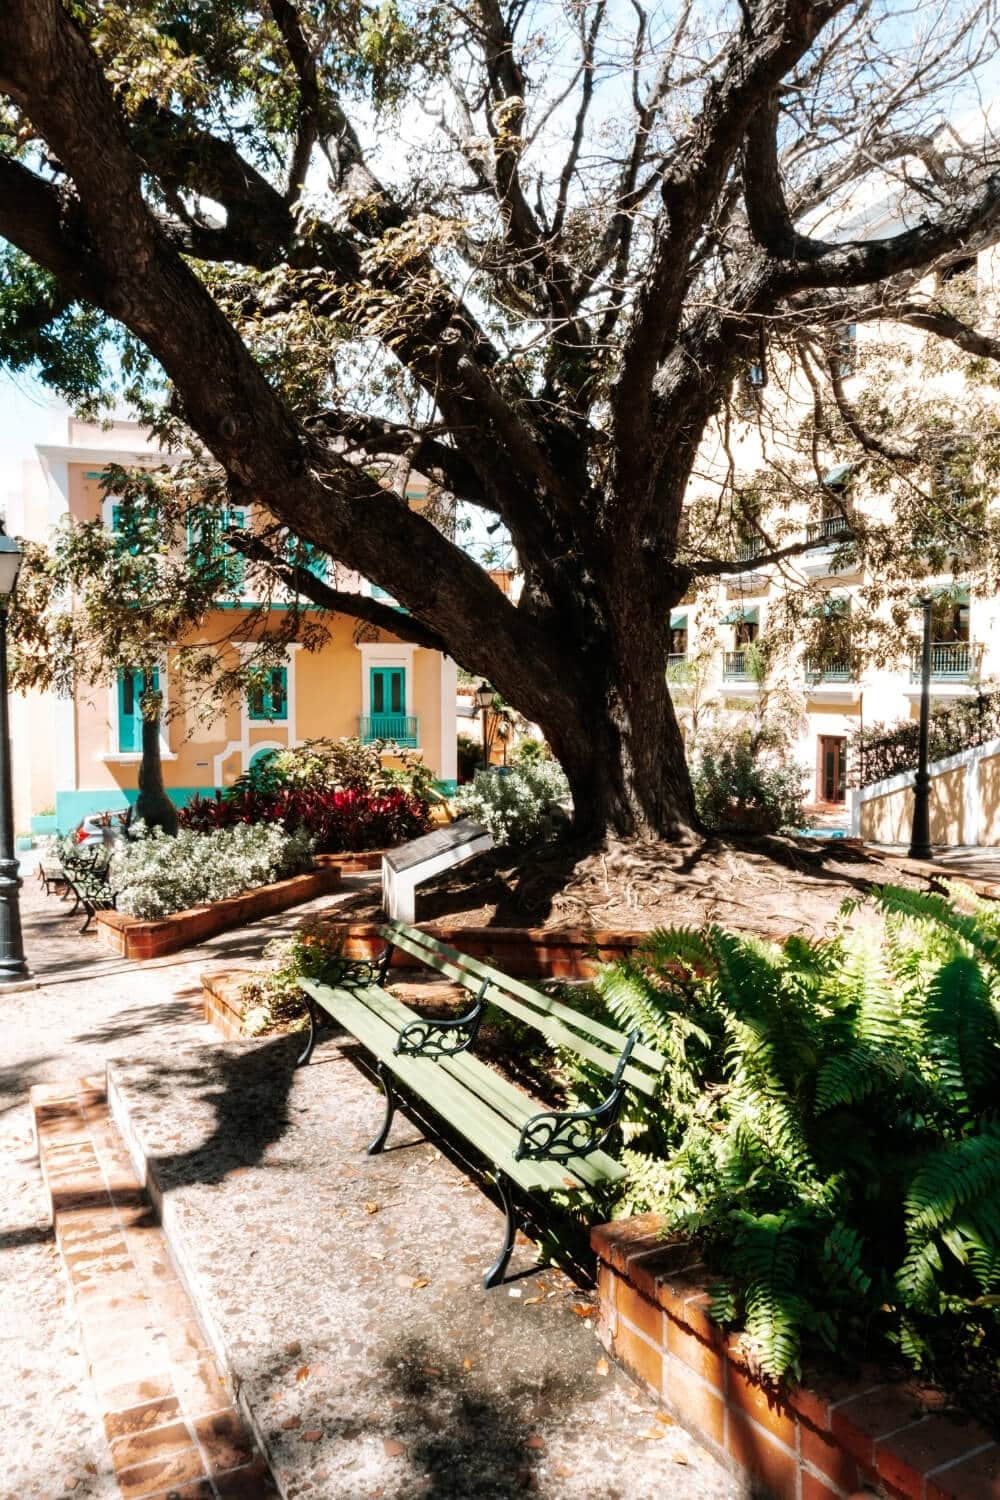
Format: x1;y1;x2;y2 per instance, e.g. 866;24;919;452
593;896;1000;1382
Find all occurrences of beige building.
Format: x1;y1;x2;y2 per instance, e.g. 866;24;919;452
10;415;457;836
670;235;1000;829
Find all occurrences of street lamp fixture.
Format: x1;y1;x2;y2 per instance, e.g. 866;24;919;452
473;681;494;770
908;594;934;863
0;520;29;982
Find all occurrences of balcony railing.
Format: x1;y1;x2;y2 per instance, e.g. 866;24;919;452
805;657;853;682
733;537;765;563
723;650;752;680
360;714;419;746
909;642;975;682
667;652;688;670
806;514;853;543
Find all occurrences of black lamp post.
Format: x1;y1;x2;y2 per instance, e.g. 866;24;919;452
0;521;29;982
473;681;493;770
908;594;934;862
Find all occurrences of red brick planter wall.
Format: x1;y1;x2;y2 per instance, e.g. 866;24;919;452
593;1217;998;1500
96;866;343;960
313;919;647;978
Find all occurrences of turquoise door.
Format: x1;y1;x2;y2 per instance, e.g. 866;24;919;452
367;668;415;745
118;666;159;752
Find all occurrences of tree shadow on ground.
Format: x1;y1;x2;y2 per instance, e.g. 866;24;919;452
71;998;202;1047
0;1054;56;1103
117;1034;303;1190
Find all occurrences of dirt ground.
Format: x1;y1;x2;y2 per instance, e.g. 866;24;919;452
334;834;933;939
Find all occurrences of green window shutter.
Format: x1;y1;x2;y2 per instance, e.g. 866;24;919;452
248;666;288;721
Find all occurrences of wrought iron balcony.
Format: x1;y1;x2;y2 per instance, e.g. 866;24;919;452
908;641;976;682
667;652;688;670
723;650;751;680
360;714;419;746
806;514;853;544
804;657;853;682
733;536;765;563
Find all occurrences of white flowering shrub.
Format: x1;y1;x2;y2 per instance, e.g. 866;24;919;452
453;762;571;848
110;823;314;919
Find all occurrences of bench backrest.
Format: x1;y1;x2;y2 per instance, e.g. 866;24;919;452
379;920;665;1097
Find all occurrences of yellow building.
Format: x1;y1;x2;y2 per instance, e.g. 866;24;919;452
11;416;457;835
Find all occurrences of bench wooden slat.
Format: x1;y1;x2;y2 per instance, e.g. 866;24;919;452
380;921;666;1076
357;985;624;1192
301;980;625;1194
378;926;660;1098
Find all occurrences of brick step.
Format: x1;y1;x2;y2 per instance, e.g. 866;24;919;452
30;1077;279;1499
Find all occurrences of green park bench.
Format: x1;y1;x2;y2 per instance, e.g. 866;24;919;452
296;918;665;1288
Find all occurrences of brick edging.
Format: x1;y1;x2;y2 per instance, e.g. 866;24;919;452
95;866;344;960
592;1217;998;1500
312;919;649;978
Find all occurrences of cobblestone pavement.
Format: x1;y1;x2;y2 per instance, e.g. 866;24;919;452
4;875;741;1500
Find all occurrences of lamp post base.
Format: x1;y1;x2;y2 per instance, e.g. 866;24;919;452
0;857;29;983
908;770;933;863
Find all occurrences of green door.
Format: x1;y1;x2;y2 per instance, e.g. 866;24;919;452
368;667;415;744
118;666;159;753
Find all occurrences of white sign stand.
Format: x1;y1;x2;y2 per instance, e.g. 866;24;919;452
382;818;492;922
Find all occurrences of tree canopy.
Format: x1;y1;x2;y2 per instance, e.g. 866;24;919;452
3;0;1000;839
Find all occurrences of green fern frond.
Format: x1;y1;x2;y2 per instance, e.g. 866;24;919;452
905;1124;1000;1234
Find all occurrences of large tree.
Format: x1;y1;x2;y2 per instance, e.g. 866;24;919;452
3;0;1000;841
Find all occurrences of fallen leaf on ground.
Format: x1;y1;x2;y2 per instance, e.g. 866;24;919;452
295;1366;309;1381
571;1303;596;1318
654;1412;674;1425
595;1358;610;1376
302;1429;323;1442
422;1366;443;1376
383;1438;407;1458
281;1417;301;1431
639;1429;664;1441
411;1276;430;1289
553;1465;573;1478
524;1435;546;1451
462;1358;473;1370
672;1454;689;1465
523;1295;545;1306
363;1201;379;1214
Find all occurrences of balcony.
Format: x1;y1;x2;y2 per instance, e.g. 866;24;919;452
360;714;419;747
909;641;976;682
667;652;688;670
806;514;853;544
733;537;765;562
804;658;853;682
723;650;752;680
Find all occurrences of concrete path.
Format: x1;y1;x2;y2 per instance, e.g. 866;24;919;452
3;874;740;1500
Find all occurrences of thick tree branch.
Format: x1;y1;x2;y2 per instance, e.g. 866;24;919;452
228;532;450;651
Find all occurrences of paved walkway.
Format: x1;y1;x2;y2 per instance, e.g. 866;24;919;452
3;875;739;1500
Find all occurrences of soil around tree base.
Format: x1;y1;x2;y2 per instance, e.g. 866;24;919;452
335;833;933;939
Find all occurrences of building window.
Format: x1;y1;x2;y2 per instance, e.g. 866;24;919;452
117;666;159;753
247;667;288;721
188;507;247;594
734;613;759;647
668;611;688;662
835;324;857;378
362;665;417;746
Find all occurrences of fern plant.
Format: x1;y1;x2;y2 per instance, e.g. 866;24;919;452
586;884;1000;1383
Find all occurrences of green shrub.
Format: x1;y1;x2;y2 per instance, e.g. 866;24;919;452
453;761;570;846
238;920;347;1034
588;886;1000;1381
692;726;808;833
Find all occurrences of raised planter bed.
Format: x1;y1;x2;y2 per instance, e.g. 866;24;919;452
593;1216;997;1500
308;918;648;979
96;865;344;960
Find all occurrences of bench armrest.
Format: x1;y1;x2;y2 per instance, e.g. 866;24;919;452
394;976;489;1059
513;1029;641;1163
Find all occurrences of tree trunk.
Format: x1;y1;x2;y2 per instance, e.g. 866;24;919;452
510;586;702;844
134;691;178;835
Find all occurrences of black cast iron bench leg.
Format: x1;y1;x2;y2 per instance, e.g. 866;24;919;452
367;1061;397;1155
483;1173;518;1290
